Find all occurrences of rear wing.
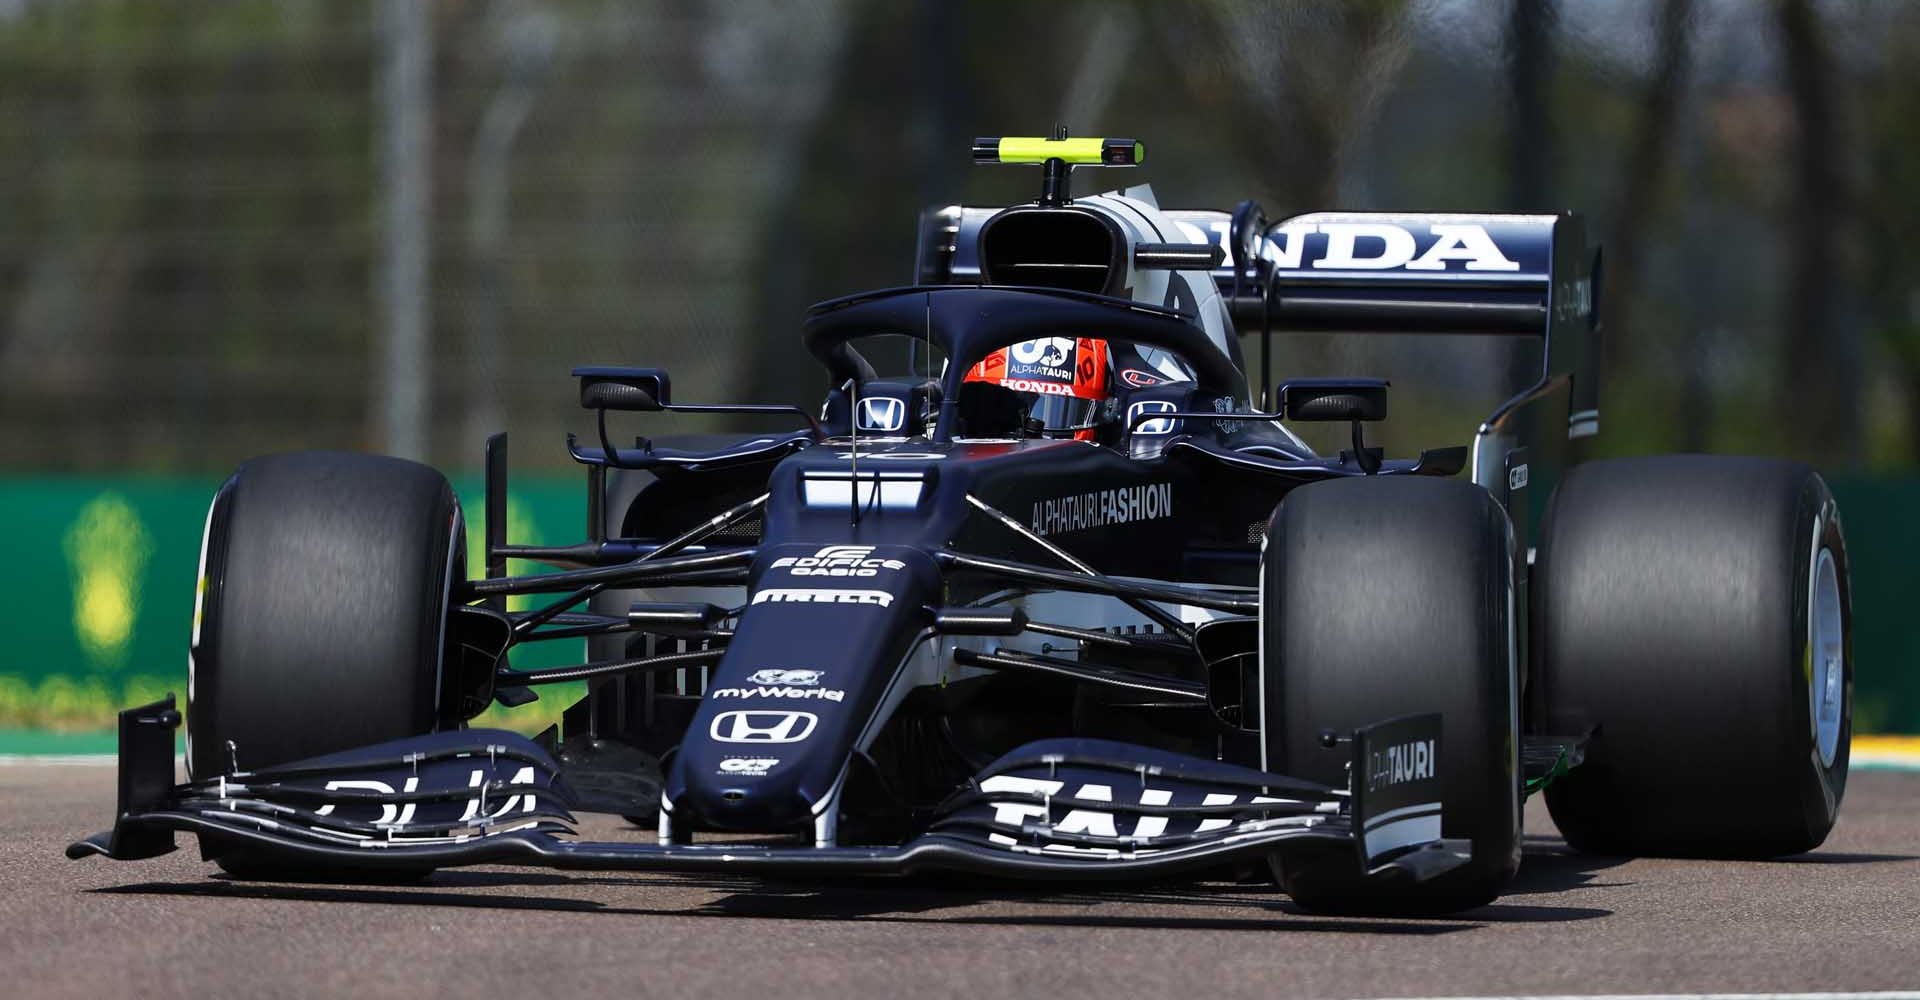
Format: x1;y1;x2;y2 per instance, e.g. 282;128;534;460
1180;208;1598;439
916;203;1600;550
1214;211;1599;550
1166;211;1590;335
918;206;1597;417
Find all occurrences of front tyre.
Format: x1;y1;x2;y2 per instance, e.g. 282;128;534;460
187;451;462;880
1261;476;1522;915
1537;456;1850;857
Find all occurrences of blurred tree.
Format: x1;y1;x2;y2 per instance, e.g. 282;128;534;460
741;0;908;410
0;0;1911;474
0;3;378;470
1856;5;1920;464
1148;1;1413;398
1505;0;1555;213
1603;0;1695;434
461;3;559;448
1503;0;1556;397
1777;0;1858;461
1153;1;1411;211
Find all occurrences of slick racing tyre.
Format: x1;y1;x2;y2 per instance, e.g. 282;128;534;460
187;451;463;879
1262;476;1522;915
1537;456;1850;857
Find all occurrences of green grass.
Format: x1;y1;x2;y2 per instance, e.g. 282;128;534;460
0;672;584;751
0;729;122;755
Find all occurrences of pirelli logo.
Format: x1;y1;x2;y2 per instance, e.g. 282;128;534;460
750;588;894;608
1031;482;1173;537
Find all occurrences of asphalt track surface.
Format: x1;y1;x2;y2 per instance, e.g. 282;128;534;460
4;763;1917;1000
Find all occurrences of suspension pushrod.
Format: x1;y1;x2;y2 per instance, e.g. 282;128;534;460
952;648;1206;702
507;610;626;627
937;550;1258;615
501;494;769;636
459;547;755;598
1024;619;1176;650
510;620;635;641
490;541;723;569
511;617;738;644
963;494;1196;640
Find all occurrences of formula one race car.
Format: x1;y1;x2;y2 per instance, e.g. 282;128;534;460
72;135;1853;915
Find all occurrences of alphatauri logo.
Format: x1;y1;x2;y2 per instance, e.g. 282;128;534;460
1366;738;1438;792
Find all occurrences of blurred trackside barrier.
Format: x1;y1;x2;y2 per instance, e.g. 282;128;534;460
0;475;590;738
0;474;1915;735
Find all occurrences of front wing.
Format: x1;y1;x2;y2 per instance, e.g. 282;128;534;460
69;698;1468;884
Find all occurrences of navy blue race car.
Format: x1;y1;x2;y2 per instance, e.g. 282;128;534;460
73;135;1853;915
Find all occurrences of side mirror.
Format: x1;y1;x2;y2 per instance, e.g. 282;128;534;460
1281;378;1390;475
574;367;671;411
1229;199;1267;273
1278;378;1388;423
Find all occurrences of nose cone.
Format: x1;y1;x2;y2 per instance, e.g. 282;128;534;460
671;752;826;833
672;705;831;831
664;542;939;836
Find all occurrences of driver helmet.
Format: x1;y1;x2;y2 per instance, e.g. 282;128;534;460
964;336;1109;439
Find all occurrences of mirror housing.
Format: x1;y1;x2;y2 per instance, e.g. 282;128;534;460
1228;199;1267;273
575;367;671;411
1278;378;1388;422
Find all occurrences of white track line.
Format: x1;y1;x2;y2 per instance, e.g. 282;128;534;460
1367;982;1920;990
1854;759;1920;772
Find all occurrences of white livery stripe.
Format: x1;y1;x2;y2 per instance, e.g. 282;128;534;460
1362;802;1442;832
1363;812;1441;859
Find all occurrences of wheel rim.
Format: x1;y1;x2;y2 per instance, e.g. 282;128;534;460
1810;546;1845;769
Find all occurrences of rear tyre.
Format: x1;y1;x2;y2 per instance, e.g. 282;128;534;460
1262;476;1521;915
188;451;462;879
1537;456;1850;857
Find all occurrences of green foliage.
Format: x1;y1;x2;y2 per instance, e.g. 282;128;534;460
0;1;1916;471
0;674;165;731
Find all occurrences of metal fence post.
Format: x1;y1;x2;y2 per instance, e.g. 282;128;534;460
376;0;434;461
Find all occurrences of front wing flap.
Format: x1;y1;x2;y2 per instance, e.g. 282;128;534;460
70;698;1466;883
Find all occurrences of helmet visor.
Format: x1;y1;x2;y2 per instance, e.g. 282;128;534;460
1026;394;1100;432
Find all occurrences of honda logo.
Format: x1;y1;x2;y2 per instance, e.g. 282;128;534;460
856;396;906;432
710;710;818;744
1128;400;1179;436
